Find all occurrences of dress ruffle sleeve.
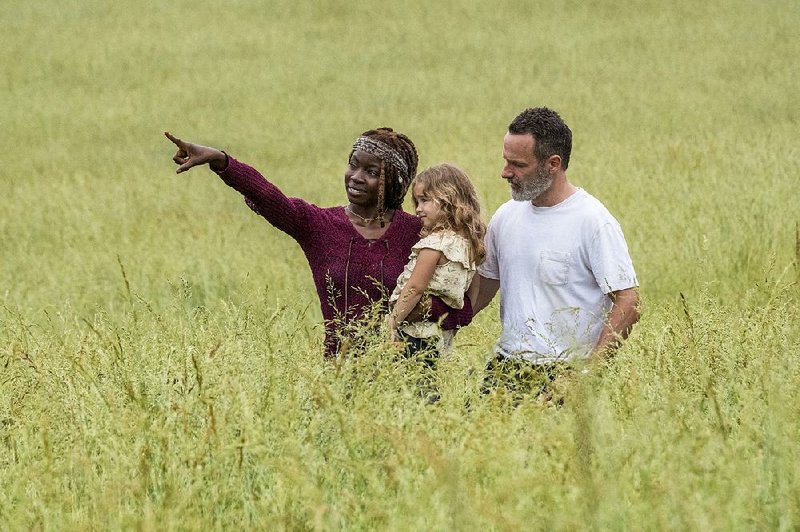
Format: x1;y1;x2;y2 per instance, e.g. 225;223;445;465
390;230;477;348
412;231;473;269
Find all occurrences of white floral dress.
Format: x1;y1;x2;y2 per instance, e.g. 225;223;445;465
389;230;476;351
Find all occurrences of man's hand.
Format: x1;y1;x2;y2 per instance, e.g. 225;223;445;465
592;288;640;359
472;275;500;316
165;132;228;173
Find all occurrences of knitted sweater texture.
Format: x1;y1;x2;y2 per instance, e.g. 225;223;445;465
216;157;470;355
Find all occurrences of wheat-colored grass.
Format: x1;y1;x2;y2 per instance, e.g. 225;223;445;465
2;0;799;529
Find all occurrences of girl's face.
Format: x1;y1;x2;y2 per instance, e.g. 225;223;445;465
413;182;444;230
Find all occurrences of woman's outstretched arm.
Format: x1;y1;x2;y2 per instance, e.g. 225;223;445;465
165;132;311;240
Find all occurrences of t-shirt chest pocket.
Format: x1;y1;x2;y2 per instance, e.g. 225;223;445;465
539;249;571;285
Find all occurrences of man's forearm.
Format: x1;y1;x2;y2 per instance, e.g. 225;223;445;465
592;289;640;358
473;276;500;316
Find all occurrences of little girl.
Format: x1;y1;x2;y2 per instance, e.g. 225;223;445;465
387;163;486;356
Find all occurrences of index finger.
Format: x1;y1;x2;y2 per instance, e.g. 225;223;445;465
164;131;186;149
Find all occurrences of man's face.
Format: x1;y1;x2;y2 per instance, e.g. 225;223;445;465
501;133;552;202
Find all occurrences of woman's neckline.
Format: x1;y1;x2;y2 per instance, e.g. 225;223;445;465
340;206;403;242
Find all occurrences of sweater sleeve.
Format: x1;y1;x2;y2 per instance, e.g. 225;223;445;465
430;294;474;331
214;156;312;241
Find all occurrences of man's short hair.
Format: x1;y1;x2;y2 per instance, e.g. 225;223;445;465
508;107;572;170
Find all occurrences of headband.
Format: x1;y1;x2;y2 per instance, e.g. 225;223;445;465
352;136;409;182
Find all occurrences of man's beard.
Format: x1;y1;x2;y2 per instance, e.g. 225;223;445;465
511;164;552;202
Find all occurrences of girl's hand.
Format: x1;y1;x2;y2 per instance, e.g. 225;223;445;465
164;132;228;173
384;315;400;343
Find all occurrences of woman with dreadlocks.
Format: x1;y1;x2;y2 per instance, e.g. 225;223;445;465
164;129;473;356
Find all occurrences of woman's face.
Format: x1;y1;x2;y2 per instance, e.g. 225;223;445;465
345;150;383;207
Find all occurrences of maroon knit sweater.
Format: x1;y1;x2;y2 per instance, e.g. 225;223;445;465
216;157;472;355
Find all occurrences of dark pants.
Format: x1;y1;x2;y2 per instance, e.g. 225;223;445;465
397;331;440;402
482;354;572;404
397;330;440;368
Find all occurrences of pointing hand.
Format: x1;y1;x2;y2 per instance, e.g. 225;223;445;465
164;132;227;173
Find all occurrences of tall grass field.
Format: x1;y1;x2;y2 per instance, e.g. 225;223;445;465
2;0;799;529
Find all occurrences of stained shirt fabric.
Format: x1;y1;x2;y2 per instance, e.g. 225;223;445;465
214;157;473;355
390;230;476;350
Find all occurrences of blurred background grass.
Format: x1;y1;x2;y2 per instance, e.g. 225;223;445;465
2;0;798;313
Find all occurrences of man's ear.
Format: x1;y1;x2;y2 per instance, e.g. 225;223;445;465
546;154;563;173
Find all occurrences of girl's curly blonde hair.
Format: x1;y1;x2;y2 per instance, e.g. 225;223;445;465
412;163;486;265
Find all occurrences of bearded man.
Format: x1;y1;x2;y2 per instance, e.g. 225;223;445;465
473;108;639;390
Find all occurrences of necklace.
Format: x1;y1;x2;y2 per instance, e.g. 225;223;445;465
345;205;384;225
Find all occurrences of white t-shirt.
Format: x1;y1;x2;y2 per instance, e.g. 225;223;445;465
479;189;638;364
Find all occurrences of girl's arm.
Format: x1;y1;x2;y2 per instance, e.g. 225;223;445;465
387;248;443;334
411;278;476;330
